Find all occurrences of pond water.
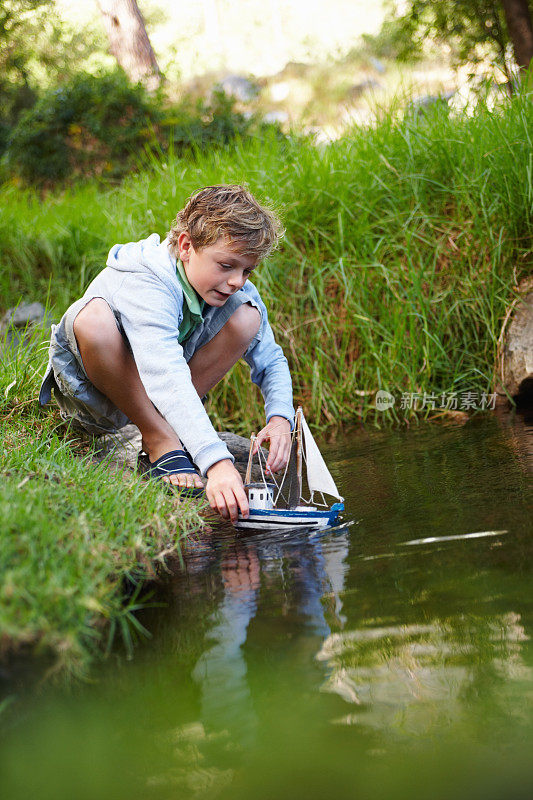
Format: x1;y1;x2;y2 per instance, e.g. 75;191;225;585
2;413;533;800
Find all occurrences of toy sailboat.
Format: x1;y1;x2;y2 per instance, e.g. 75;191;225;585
235;407;344;530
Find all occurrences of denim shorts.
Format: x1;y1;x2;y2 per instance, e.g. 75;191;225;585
38;292;261;436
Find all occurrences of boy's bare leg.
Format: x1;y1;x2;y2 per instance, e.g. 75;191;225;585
73;299;200;489
73;299;260;487
188;303;261;397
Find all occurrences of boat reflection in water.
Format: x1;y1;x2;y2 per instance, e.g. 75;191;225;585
189;523;351;749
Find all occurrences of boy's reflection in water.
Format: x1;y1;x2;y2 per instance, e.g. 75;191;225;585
189;528;349;748
192;544;260;748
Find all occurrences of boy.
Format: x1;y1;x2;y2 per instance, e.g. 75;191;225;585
39;185;294;524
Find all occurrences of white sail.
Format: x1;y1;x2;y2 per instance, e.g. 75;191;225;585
300;412;343;501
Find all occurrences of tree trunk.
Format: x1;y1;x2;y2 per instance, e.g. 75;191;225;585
500;0;533;69
96;0;161;91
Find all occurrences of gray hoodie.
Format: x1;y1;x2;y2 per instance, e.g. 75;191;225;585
80;234;294;476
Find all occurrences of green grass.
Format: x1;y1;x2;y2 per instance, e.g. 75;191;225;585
0;325;206;678
1;87;532;677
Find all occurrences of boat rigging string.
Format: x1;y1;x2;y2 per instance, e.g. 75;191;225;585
255;425;328;509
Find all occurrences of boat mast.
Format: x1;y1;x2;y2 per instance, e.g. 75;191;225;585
245;433;256;486
295;407;303;500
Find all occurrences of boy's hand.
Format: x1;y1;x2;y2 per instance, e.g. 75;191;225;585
253;416;292;475
206;459;249;524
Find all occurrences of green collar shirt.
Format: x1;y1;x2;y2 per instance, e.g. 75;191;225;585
175;259;204;344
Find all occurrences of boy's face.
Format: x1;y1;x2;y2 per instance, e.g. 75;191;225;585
177;233;258;306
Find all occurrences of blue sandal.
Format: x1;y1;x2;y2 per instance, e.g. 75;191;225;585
141;449;205;498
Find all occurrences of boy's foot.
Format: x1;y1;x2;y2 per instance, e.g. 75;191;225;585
138;449;205;497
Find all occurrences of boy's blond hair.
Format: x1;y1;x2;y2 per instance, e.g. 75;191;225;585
168;185;284;260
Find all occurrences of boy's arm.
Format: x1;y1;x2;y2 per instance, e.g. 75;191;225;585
115;273;233;476
241;283;295;473
242;284;295;429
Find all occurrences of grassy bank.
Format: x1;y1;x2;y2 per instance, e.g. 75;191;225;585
1;89;532;677
0;326;205;678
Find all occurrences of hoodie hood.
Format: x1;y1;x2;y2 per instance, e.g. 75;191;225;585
106;234;177;286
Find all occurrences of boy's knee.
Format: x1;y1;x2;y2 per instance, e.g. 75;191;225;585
73;299;118;349
226;303;261;346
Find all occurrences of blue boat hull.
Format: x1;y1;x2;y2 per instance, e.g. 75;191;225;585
235;502;344;530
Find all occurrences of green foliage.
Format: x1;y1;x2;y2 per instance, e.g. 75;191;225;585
5;69;161;182
159;89;257;155
0;81;36;154
0;0;109;146
0;0;47;136
372;0;513;74
0;0;48;79
3;70;265;184
360;10;422;62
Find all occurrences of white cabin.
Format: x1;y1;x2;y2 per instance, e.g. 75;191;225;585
247;482;275;510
